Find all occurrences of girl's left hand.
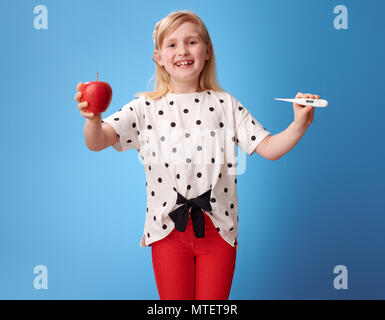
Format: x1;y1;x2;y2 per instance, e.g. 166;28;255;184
293;92;318;128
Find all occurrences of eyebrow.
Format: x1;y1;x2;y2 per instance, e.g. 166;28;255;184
165;34;200;43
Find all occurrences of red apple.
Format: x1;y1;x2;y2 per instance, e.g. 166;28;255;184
80;81;112;113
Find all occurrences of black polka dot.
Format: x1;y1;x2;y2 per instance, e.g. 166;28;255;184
158;177;162;183
171;122;176;127
186;158;192;164
209;107;214;112
251;135;256;141
210;131;215;137
114;117;119;121
127;139;132;143
197;172;202;178
145;101;150;106
216;227;220;232
147;125;152;130
228;163;233;168
219;99;224;103
211;158;215;163
219;122;224;127
229;227;234;231
187;185;191;190
238;106;243;111
196;120;201;125
163;202;167;207
185;133;190;138
225;211;229;216
194;98;199;103
162;224;167;230
230;203;234;209
197;145;202;151
149;165;151;171
176;174;180;179
210;198;216;202
159;110;164;115
169;101;174;105
172;147;177;153
224;187;228;192
160;136;165;142
147;232;150;237
165;163;169;168
132;122;136;128
151;191;155;196
153;216;156;221
183;109;189;113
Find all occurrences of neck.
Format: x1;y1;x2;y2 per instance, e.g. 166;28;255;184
170;81;201;94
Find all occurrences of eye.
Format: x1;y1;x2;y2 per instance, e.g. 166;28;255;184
188;40;196;45
168;43;175;48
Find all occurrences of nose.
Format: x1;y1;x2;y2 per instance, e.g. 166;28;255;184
177;43;190;56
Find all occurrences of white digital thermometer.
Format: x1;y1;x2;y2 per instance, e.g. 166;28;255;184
274;98;328;107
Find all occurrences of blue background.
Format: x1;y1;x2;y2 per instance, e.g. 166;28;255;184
1;0;384;299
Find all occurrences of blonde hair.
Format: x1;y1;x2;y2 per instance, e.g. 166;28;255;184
135;10;224;100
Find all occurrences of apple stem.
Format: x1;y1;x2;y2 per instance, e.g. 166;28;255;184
96;72;99;81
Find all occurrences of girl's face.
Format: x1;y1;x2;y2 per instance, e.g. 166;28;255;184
154;21;211;93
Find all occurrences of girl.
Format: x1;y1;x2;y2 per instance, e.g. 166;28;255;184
75;10;318;300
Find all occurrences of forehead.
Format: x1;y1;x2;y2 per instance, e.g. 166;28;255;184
164;21;201;42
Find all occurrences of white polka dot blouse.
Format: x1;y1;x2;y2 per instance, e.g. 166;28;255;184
102;90;271;249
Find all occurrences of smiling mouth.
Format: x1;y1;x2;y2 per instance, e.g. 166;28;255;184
175;61;194;68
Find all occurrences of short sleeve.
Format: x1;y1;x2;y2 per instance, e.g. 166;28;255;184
101;97;143;152
231;95;271;156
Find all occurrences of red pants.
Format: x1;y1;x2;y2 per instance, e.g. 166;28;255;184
151;210;237;300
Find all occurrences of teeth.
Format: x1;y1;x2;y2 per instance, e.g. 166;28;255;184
176;61;193;66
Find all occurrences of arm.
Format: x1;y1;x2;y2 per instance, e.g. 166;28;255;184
255;92;317;160
84;118;119;151
254;121;309;161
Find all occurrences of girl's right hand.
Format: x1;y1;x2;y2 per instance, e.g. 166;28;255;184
75;82;102;121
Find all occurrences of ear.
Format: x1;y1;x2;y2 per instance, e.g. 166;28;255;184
153;50;163;66
205;44;212;61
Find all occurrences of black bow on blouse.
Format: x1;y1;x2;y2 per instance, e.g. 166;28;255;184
168;189;212;238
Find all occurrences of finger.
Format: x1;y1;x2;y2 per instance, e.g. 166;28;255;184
76;82;83;92
296;92;303;98
81;110;94;118
74;91;82;102
78;101;88;110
